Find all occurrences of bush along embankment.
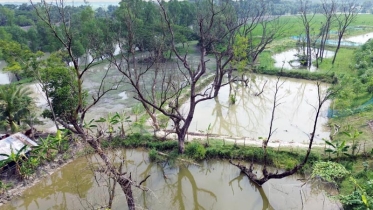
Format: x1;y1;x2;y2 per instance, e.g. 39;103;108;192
103;134;320;172
252;67;338;84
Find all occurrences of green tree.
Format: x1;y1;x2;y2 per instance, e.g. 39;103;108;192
0;84;35;133
37;53;82;125
0;40;35;80
0;6;15;26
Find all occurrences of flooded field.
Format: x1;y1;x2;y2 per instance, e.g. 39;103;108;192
1;149;340;210
183;74;330;144
344;32;373;44
272;48;334;71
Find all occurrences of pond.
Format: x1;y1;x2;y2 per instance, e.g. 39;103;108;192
1;149;340;210
182;74;330;144
272;48;334;71
344;32;373;44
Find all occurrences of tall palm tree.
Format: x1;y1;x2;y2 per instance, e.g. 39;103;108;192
0;84;34;133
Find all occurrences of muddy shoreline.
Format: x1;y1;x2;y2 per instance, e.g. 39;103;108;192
0;141;87;207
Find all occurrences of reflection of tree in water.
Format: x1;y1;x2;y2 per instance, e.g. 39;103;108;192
211;97;239;136
15;159;94;210
211;78;271;137
229;174;273;210
137;163;217;210
174;165;217;210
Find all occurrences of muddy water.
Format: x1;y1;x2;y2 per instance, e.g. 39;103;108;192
273;48;334;71
28;60;140;132
184;74;330;143
1;149;340;210
0;61;10;85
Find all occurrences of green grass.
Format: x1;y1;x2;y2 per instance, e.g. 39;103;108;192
339;158;373;195
318;48;356;76
104;134;321;171
273;14;373;39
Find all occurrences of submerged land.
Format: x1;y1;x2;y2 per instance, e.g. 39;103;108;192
0;1;373;209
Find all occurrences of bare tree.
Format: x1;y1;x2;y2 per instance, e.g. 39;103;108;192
298;0;316;69
230;80;333;186
314;0;337;68
237;0;288;66
30;1;151;209
113;0;170;132
332;1;358;64
110;0;245;153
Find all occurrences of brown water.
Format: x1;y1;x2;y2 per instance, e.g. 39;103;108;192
184;74;330;144
27;60;139;133
1;149;340;210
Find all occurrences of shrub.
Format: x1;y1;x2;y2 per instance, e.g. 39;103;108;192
149;149;159;162
311;161;350;184
185;142;206;160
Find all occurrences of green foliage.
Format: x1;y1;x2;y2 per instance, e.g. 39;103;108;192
32;135;58;162
0;39;36;79
229;94;236;105
253;67;336;83
231;35;248;71
311;161;350;184
0;84;35;132
342;126;362;156
185;142;206;160
148;149;167;162
0;181;12;195
95;112;123;138
324;139;350;161
38;53;84;123
0;145;28;180
148;149;158;162
340;190;371;210
340;178;373;210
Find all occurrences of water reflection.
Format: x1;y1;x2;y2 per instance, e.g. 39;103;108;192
5;158;94;210
272;48;334;71
186;74;330;143
2;149;340;210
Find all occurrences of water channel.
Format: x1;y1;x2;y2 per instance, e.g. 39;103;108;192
1;149;341;210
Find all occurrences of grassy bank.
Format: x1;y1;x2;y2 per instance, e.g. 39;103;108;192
253;67;337;83
104;133;321;171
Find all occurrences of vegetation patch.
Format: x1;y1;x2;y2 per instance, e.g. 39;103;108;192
311;161;350;184
253;67;337;83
